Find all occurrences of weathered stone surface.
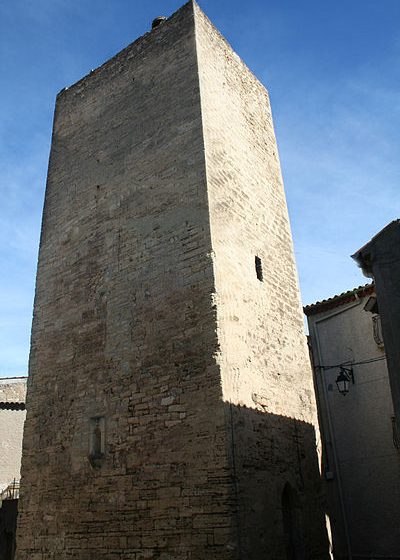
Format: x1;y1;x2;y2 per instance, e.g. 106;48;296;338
194;5;329;557
16;2;329;559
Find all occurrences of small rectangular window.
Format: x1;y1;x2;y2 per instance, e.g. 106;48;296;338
255;256;263;282
391;416;400;450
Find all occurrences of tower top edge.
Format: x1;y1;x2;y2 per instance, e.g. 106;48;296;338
56;0;269;102
192;1;270;96
57;1;200;100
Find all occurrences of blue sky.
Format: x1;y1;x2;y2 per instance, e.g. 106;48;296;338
1;0;399;376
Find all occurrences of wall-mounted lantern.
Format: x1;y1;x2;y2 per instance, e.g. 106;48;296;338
335;366;354;396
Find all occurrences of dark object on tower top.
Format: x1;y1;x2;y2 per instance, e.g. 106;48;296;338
152;17;167;29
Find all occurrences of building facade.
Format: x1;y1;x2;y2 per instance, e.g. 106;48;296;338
352;219;400;438
0;378;26;560
0;378;26;492
16;3;329;558
305;284;400;560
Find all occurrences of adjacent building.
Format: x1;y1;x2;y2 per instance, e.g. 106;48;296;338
0;378;26;492
0;378;26;560
305;284;400;560
16;2;329;559
352;219;400;437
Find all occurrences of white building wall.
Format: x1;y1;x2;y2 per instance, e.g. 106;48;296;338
308;294;400;559
0;379;26;492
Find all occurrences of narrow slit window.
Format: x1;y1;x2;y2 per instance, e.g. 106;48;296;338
89;416;105;466
255;256;263;282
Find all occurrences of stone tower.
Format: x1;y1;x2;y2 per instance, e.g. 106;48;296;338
16;3;329;559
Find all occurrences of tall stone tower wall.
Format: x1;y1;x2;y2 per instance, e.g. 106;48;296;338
17;5;233;559
195;6;328;558
195;3;315;415
16;2;329;559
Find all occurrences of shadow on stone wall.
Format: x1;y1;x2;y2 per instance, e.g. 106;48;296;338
225;402;331;560
14;400;331;560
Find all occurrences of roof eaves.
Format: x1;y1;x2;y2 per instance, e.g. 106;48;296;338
304;283;374;317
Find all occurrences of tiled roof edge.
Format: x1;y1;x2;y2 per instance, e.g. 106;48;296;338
304;283;374;317
0;402;26;411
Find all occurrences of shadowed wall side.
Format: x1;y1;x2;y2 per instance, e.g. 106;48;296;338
227;404;330;559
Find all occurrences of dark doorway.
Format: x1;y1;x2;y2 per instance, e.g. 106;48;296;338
282;483;306;560
0;499;18;560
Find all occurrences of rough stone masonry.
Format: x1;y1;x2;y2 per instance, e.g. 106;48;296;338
16;2;330;559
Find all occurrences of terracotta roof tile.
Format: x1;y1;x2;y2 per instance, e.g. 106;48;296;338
304;283;374;317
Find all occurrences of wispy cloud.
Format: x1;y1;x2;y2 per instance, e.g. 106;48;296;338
269;50;400;304
0;139;47;376
0;0;399;374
